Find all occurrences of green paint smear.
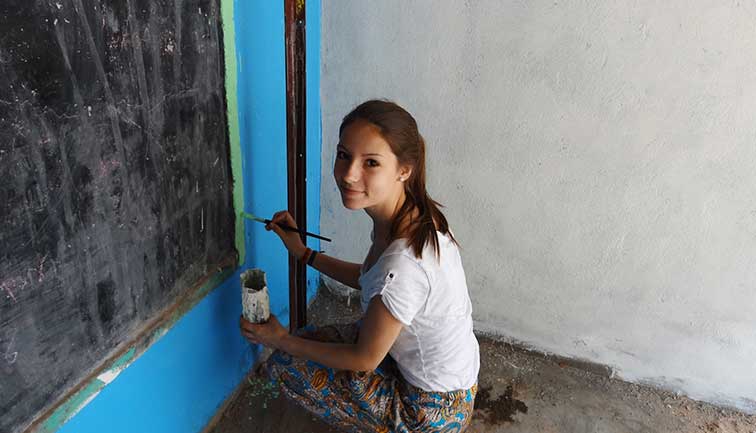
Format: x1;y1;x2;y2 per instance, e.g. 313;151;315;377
40;379;106;433
39;349;135;432
221;0;245;264
39;267;235;432
110;347;137;370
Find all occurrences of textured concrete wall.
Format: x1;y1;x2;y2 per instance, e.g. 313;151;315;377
320;0;756;413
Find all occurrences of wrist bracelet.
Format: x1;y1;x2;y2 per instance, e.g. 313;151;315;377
307;250;318;266
301;247;312;263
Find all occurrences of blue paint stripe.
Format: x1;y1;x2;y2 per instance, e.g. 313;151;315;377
235;0;290;321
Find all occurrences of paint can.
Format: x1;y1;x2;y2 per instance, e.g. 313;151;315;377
240;269;270;324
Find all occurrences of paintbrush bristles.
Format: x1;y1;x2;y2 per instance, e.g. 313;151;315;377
240;212;267;224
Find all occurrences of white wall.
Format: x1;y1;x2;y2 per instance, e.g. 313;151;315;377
320;0;756;413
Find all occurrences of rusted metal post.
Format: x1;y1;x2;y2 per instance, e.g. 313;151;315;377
285;0;307;332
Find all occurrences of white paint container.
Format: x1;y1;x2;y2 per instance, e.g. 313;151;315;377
240;269;270;324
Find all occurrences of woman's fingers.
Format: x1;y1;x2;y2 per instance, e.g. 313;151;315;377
266;211;286;231
271;210;297;229
265;212;282;232
268;221;285;237
242;331;259;343
265;212;300;239
283;213;297;228
240;316;257;332
240;317;260;343
275;211;297;228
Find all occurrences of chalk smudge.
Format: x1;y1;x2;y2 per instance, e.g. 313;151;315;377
3;329;18;364
30;253;49;283
1;277;28;304
98;159;121;178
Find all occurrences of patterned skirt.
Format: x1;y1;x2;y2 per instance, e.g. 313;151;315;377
265;322;477;433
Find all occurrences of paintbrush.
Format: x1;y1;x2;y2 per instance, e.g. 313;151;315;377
240;211;332;242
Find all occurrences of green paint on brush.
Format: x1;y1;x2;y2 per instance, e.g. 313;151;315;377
221;0;245;264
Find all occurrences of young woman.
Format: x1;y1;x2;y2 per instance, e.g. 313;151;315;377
239;99;480;433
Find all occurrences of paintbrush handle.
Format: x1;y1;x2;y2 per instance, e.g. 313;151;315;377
240;212;332;242
269;220;332;243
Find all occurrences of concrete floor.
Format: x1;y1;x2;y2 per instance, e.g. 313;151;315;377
208;287;756;433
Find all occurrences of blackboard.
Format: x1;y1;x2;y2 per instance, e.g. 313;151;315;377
0;1;236;431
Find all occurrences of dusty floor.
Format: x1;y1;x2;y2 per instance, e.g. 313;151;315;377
208;287;756;433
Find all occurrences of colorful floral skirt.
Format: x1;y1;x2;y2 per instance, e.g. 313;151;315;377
265;322;477;433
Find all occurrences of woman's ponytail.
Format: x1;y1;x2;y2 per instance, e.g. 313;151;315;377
391;135;457;260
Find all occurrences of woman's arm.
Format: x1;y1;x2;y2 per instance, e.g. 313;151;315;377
276;296;403;371
264;210;363;290
307;252;362;290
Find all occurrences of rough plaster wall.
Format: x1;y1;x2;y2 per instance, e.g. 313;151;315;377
320;0;756;413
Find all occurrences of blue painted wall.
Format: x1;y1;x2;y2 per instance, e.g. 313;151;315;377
236;0;290;321
237;0;322;323
53;0;321;431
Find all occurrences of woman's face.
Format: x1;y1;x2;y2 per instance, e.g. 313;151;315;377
333;119;410;212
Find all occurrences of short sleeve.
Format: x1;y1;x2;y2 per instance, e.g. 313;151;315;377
373;254;430;326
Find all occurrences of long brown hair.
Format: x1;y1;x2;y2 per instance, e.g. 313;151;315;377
339;99;458;260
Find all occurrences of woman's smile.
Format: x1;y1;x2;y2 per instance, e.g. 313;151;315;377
341;186;365;196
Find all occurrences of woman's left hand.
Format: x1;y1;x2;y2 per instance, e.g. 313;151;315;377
239;315;289;350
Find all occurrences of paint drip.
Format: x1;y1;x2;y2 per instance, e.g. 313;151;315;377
240;269;270;324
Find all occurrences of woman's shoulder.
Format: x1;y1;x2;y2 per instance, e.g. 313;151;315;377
378;240;422;269
384;237;451;277
385;230;455;259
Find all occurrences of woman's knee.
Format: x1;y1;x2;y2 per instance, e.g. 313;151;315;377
265;349;293;382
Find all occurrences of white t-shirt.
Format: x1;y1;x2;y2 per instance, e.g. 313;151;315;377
358;231;480;392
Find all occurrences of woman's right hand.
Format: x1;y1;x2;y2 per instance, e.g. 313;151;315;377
265;210;307;260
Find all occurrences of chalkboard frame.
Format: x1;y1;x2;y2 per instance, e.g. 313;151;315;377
0;0;241;431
